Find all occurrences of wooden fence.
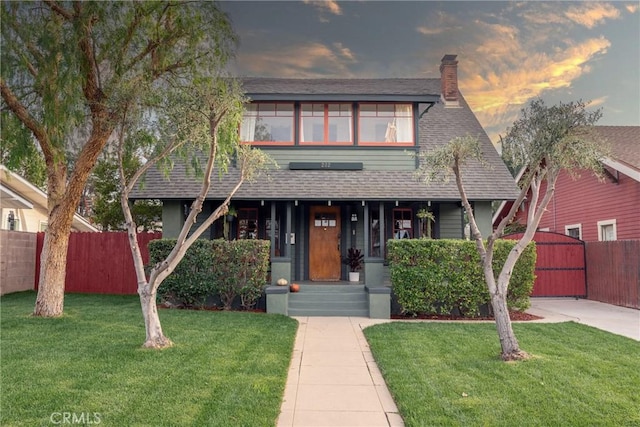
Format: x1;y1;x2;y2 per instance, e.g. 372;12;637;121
503;232;586;297
35;232;161;295
586;240;640;309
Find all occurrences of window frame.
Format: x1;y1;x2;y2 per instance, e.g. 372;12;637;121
237;208;259;240
240;102;295;146
597;219;617;241
358;102;415;146
564;223;582;240
299;102;354;146
392;208;413;239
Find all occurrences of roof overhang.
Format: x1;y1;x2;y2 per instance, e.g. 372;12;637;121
247;94;441;103
603;158;640;183
0;184;34;209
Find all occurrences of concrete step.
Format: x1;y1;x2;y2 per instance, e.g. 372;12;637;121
288;284;369;317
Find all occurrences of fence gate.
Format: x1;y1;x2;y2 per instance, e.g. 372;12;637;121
503;231;586;297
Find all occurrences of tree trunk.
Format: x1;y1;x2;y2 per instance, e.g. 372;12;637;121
139;285;173;349
34;229;69;316
489;292;527;360
34;166;73;317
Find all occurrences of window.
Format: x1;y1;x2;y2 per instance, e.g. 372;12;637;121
359;103;413;145
238;208;259;239
565;223;582;240
313;212;337;227
370;206;381;257
300;103;353;145
240;103;294;145
597;219;617;241
265;218;280;256
393;208;412;239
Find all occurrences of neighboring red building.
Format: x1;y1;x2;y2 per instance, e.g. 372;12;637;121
494;126;640;242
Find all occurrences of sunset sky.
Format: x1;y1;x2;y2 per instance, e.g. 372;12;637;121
219;1;639;145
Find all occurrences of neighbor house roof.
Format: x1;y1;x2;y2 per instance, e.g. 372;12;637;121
0;165;98;232
595;126;640;182
131;77;519;202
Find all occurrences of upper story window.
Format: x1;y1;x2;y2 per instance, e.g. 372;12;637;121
240;103;294;145
300;103;353;145
359;103;413;146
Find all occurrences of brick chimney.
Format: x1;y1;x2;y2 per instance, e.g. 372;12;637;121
440;54;459;106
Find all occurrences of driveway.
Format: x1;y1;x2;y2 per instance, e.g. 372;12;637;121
526;298;640;341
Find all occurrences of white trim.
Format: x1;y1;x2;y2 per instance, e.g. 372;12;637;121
602;158;640;183
564;223;582;240
538;227;550;232
597;219;617;241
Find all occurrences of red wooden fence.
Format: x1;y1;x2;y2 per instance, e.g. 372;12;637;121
586;240;640;309
503;232;586;297
35;232;162;295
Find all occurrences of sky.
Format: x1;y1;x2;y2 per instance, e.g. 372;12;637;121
218;0;640;145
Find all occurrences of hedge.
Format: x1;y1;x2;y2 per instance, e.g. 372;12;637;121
148;238;270;310
387;239;536;317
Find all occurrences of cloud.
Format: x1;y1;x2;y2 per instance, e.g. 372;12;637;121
626;3;639;13
416;26;445;35
333;42;356;61
587;96;608;108
233;42;356;78
303;0;342;16
564;3;621;28
461;35;611;134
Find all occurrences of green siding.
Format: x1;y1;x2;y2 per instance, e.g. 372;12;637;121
474;201;493;238
162;200;182;238
439;203;463;238
261;148;415;171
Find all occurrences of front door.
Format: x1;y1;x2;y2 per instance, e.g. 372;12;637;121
309;206;341;281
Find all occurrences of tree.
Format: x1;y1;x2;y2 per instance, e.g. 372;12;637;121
1;1;235;316
92;150;161;232
419;99;605;360
118;77;273;348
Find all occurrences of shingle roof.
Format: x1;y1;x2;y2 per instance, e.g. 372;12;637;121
241;77;441;97
131;78;519;202
594;126;640;171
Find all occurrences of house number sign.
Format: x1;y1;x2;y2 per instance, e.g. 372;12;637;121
289;162;363;170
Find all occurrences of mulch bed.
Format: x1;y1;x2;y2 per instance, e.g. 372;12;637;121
391;311;543;321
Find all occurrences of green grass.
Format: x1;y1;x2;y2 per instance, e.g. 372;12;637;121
364;322;640;427
1;292;298;427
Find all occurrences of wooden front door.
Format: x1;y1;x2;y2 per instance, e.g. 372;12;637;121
309;206;341;281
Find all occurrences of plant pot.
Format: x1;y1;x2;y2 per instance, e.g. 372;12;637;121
348;272;360;283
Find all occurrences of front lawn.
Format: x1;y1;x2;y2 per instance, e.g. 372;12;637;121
364;322;640;426
1;292;297;426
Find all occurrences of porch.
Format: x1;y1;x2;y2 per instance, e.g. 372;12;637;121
265;282;391;319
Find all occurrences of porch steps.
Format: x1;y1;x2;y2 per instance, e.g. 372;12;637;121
288;284;369;317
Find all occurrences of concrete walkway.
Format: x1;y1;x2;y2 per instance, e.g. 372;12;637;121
276;299;638;426
526;297;640;340
277;316;403;427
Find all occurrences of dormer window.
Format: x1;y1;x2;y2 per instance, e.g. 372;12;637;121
359;103;413;146
240;102;294;145
300;103;353;145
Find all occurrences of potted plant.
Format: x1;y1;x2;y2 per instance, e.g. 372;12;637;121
342;247;364;282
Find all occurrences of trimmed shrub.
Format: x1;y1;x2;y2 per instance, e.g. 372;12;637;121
388;239;536;317
211;239;270;310
148;238;270;310
149;239;214;308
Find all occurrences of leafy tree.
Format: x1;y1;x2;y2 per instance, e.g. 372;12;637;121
0;112;46;188
92;149;161;232
418;99;605;360
0;1;235;316
118;77;273;348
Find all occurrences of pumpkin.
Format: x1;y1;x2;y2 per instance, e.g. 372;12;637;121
277;278;288;286
289;283;300;293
